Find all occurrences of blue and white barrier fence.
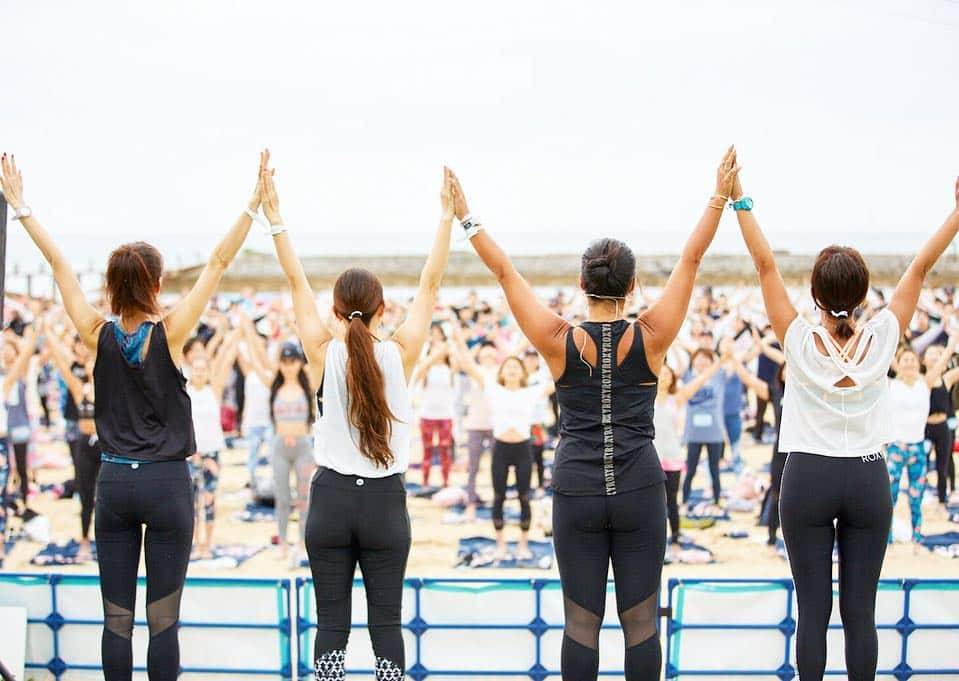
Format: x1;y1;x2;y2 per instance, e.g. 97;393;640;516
1;575;957;679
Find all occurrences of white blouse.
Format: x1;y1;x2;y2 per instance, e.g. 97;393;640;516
779;308;901;457
887;378;930;444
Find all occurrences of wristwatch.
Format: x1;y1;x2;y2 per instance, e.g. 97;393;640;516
12;205;33;220
731;197;754;211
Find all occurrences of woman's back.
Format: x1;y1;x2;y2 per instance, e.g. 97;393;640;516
553;319;662;496
94;321;195;461
780;308;900;456
319;339;412;477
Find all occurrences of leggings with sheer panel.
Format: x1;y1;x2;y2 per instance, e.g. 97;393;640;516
552;483;666;681
95;460;194;681
780;451;892;681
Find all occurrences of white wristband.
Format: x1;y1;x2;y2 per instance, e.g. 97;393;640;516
245;208;270;229
464;224;484;239
270;224;288;236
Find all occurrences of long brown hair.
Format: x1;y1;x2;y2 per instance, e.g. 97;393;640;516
105;242;163;317
333;268;397;468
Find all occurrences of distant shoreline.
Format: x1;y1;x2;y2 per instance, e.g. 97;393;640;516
161;250;958;290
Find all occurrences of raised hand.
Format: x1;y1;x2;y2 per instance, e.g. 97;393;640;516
248;150;267;212
441;167;455;220
259;149;283;226
0;153;26;209
715;145;741;199
448;168;470;220
954;176;958;210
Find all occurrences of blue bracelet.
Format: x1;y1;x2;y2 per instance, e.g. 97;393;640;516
731;197;754;211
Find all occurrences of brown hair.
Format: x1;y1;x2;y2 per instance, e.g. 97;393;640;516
105;242;163;317
810;246;869;340
661;363;678;394
333;268;396;468
496;356;529;387
581;238;636;298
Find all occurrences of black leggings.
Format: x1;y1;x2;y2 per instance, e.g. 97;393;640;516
12;441;29;507
77;436;101;539
683;441;724;505
531;442;546;489
492;440;532;531
767;450;787;546
95;460;194;681
552;484;666;681
925;421;956;503
305;467;411;681
664;470;681;544
780;452;892;681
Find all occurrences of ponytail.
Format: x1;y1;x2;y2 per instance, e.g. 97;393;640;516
345;313;397;468
105;241;163;317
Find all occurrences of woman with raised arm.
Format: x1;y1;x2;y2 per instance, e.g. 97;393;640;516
733;158;959;681
258;153;452;681
45;320;100;561
1;151;262;681
921;328;959;509
728;330;786;551
2;322;40;518
654;355;721;553
451;325;554;561
449;147;739;681
187;331;240;560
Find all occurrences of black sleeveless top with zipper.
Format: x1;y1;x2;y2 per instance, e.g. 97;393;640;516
552;319;665;496
94;321;196;461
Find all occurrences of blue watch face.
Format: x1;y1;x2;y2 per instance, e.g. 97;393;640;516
736;197;754;210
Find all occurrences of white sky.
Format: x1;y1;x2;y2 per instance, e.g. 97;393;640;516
3;0;959;273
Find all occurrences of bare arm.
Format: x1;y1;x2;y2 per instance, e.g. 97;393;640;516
210;331;240;397
730;166;797;343
391;169;454;380
449;170;568;374
164;154;264;361
925;330;958;388
641;147;740;369
3;324;40;395
259;155;332;371
44;325;85;403
674;360;722;404
732;355;770;401
449;327;484;387
1;154;104;349
888;179;959;335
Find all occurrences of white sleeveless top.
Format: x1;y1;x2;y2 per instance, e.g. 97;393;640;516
779;308;900;457
187;384;226;453
242;371;272;431
419;363;456;420
888;378;930;444
654;396;684;467
318;339;412;477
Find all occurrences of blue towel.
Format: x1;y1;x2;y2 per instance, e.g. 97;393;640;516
31;539;97;566
404;482;441;499
665;539;716;564
235;503;276;522
190;544;266;568
456;536;553;569
920;532;959;557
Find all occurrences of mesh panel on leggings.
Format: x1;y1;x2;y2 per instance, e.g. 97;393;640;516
146;588;182;637
620;591;658;648
103;600;134;640
563;597;603;650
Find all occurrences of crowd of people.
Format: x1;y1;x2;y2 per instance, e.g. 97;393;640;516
5;276;959;568
2;147;959;681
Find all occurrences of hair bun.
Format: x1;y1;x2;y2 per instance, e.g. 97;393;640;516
585;256;610;271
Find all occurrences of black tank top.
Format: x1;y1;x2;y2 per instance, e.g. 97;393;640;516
63;361;88;421
93;321;195;461
929;379;953;416
552;320;665;496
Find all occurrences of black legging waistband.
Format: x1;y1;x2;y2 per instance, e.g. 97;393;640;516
311;466;405;491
